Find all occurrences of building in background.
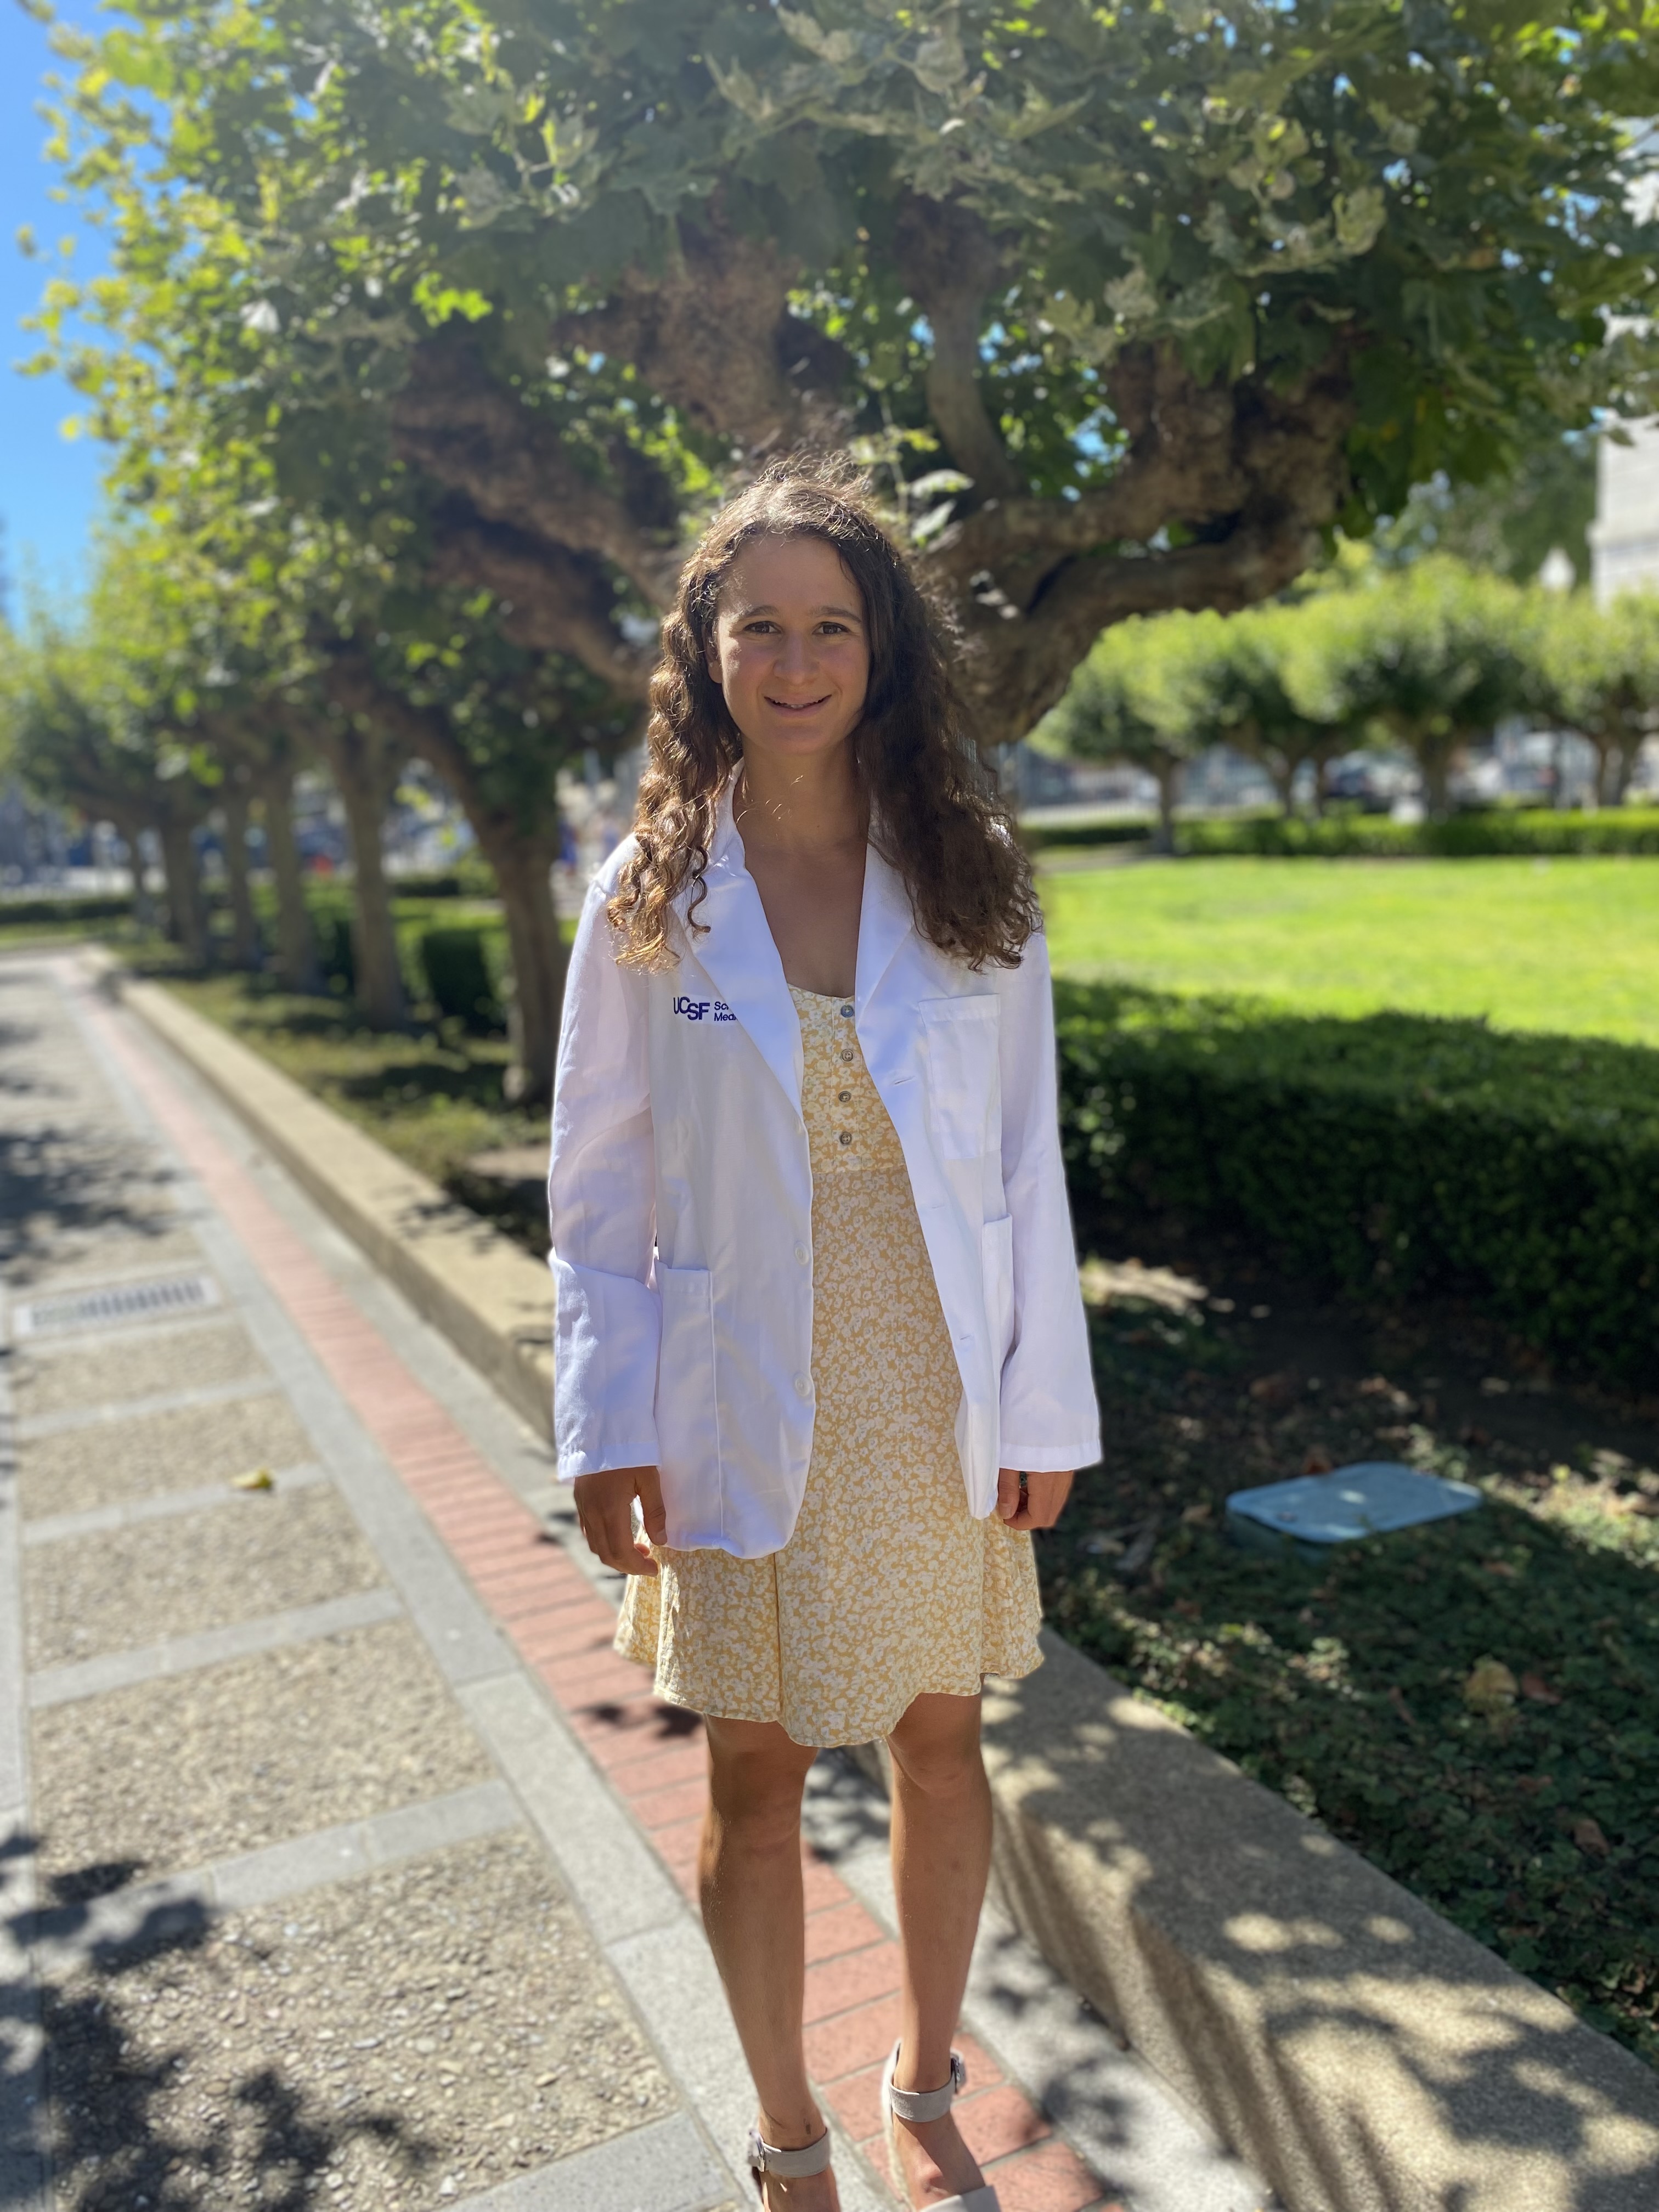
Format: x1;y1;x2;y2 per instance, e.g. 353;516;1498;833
1590;420;1659;604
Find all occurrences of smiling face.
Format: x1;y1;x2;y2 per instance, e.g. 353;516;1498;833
706;533;871;767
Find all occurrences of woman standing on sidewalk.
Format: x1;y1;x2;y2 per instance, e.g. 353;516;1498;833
549;459;1099;2211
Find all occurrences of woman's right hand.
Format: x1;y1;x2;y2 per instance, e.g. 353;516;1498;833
572;1465;667;1576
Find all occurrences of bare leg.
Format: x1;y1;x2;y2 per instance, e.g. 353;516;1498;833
885;1692;994;2205
701;1715;839;2209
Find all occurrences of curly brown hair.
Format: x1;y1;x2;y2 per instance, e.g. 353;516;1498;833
606;454;1040;970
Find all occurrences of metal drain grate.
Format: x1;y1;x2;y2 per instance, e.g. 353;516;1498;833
13;1273;222;1338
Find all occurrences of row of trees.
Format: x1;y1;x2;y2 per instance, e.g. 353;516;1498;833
1042;561;1659;844
4;524;633;1091
10;0;1659;1095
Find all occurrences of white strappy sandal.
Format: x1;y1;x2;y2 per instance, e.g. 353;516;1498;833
747;2121;834;2205
881;2041;1001;2211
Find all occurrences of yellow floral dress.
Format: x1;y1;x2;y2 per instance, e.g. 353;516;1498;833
615;985;1042;1747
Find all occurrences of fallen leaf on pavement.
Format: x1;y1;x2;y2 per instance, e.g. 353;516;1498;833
230;1467;274;1492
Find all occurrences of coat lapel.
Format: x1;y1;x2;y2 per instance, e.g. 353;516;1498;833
855;840;916;1011
676;787;803;1111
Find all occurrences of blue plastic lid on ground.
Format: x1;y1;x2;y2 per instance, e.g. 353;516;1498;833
1226;1461;1483;1558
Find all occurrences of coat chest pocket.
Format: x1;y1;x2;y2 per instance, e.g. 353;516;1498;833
919;996;1000;1160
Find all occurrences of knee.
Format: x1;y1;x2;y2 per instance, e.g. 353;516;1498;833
887;1709;985;1802
707;1745;813;1854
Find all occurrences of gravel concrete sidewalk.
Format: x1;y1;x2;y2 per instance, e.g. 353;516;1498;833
0;950;1271;2212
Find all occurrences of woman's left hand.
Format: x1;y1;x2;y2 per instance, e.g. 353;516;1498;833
995;1468;1073;1530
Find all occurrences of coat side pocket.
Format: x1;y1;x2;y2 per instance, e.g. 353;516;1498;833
919;995;1000;1160
981;1213;1016;1372
653;1264;720;1491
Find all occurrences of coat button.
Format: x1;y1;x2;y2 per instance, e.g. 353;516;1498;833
793;1372;813;1398
839;1003;854;1018
793;1242;809;1265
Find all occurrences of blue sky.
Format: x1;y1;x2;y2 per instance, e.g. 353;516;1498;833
2;0;107;614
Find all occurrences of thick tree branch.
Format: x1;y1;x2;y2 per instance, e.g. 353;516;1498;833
932;343;1358;743
550;207;850;453
424;512;656;699
393;336;682;606
961;515;1322;744
894;196;1022;504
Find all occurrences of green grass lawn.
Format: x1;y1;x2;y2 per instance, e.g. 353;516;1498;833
1040;856;1659;1046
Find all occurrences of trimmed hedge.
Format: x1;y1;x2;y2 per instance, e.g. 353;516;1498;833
0;893;133;926
1180;808;1659;858
1054;981;1659;1387
1025;806;1659;860
420;926;506;1031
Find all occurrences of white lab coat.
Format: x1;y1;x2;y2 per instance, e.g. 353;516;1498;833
548;789;1101;1559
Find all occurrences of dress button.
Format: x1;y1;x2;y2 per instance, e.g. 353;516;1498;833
793;1242;809;1265
793;1372;812;1399
840;1047;854;1063
838;1131;853;1147
837;1089;851;1104
839;1003;854;1018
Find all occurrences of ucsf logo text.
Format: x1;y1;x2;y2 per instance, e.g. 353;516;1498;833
674;996;736;1023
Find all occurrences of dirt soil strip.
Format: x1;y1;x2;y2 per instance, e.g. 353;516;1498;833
73;971;1170;2212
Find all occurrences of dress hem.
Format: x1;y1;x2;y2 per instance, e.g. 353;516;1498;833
611;1632;1046;1751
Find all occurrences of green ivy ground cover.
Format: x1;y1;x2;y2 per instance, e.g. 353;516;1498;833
1046;1292;1659;2067
1041;854;1659;1046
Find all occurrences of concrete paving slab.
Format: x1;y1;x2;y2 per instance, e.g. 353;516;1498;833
21;1459;330;1548
458;1672;685;1950
22;1784;524;1970
24;1479;385;1668
12;1313;268;1420
18;1389;315;1520
31;1618;494;1899
37;1830;680;2212
16;1228;209;1295
453;2111;736;2212
16;1372;284;1440
28;1585;405;1708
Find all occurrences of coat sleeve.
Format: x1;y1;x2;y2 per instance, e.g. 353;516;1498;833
996;929;1102;1472
547;874;661;1482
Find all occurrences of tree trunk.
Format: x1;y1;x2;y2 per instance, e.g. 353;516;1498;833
1266;756;1296;820
491;833;568;1105
1308;751;1329;818
1152;758;1181;855
222;790;261;968
258;774;320;992
328;739;408;1029
110;811;157;932
1418;742;1454;823
1609;737;1643;808
158;815;211;967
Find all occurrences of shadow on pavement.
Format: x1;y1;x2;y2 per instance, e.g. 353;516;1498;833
2;1832;439;2212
